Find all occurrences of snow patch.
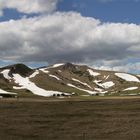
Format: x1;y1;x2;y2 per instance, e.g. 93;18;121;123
72;78;92;89
67;83;97;95
101;81;115;89
123;87;138;91
40;68;49;74
94;80;102;83
40;63;64;70
29;70;39;78
87;69;100;76
52;63;64;68
1;69;11;80
49;74;61;80
0;89;17;95
0;89;8;93
94;80;115;89
104;75;110;80
13;86;25;90
115;73;140;82
95;88;103;92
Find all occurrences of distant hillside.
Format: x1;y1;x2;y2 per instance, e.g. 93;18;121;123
0;63;140;97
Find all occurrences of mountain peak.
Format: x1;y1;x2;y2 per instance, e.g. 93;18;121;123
62;63;76;70
1;63;33;77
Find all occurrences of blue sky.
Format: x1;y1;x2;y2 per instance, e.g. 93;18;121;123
1;0;140;23
58;0;140;24
0;9;38;22
0;0;139;73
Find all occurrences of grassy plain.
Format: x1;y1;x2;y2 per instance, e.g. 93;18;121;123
0;97;140;140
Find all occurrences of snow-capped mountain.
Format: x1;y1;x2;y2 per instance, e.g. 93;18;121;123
0;63;140;97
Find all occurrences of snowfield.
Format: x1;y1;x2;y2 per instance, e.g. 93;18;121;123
13;74;70;97
115;73;140;82
123;87;138;91
87;69;100;76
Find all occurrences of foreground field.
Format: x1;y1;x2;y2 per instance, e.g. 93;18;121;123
0;98;140;140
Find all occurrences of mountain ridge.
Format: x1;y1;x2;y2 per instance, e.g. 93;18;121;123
0;63;140;97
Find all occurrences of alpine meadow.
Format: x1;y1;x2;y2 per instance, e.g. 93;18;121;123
0;0;140;139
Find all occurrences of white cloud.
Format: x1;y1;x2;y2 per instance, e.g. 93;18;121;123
0;0;58;16
110;63;140;73
94;60;140;73
0;11;140;73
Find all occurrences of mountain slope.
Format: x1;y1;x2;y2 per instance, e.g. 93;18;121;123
0;63;140;97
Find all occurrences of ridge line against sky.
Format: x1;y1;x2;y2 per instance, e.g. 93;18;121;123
0;0;140;74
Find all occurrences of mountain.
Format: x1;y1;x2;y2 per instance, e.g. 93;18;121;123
0;63;140;97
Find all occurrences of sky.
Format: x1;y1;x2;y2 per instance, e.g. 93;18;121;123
0;0;140;74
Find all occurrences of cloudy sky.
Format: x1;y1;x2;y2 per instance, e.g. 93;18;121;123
0;0;140;73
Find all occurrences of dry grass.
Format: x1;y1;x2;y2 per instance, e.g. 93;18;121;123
0;98;140;140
